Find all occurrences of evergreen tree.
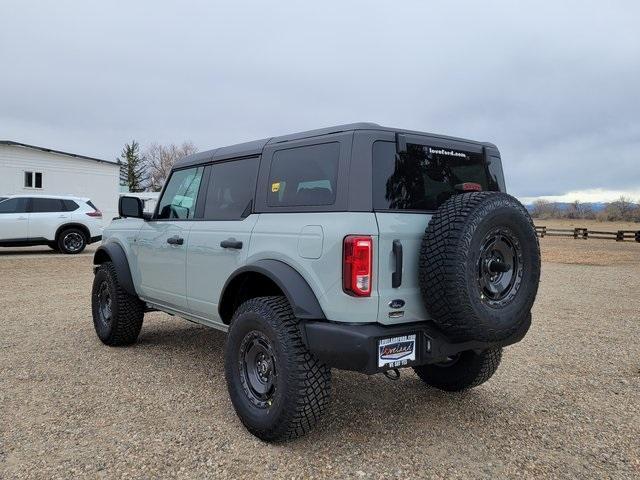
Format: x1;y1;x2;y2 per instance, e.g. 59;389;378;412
119;140;147;192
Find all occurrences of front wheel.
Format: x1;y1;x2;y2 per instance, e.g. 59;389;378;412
224;296;331;442
413;347;502;392
91;262;144;346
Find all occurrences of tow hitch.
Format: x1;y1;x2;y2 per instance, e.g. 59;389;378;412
383;368;401;380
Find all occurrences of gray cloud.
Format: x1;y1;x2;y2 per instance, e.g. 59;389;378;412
1;0;639;198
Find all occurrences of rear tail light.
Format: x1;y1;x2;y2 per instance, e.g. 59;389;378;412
343;235;373;297
86;209;102;218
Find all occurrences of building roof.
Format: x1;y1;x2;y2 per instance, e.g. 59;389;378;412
0;140;118;166
175;122;494;168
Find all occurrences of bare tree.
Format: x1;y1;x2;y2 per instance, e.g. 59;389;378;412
530;199;561;219
565;200;581;219
604;195;639;221
144;141;198;191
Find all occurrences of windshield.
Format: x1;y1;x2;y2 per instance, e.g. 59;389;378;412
373;141;501;211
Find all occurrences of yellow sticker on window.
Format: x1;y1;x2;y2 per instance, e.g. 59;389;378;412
271;182;280;193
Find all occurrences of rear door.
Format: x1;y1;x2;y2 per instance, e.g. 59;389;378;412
0;198;30;240
373;138;503;325
136;166;204;310
186;157;260;324
28;197;69;240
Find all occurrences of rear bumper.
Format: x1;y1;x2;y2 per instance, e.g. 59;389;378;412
300;317;530;375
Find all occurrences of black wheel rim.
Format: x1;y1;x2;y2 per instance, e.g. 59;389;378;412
63;232;84;252
238;331;277;408
477;227;523;306
97;281;112;326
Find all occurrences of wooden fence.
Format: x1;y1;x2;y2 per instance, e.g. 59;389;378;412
535;226;640;242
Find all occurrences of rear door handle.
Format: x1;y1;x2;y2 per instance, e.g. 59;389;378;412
167;235;184;245
392;239;403;288
220;238;243;249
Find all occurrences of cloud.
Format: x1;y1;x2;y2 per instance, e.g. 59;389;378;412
0;0;639;197
519;188;640;205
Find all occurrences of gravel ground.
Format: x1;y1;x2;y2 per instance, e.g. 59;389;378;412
1;240;639;479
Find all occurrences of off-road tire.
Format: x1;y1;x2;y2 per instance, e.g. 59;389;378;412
413;347;502;391
419;192;540;342
225;296;331;442
91;261;144;346
57;227;87;254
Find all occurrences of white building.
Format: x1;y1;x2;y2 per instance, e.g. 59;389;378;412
0;141;121;223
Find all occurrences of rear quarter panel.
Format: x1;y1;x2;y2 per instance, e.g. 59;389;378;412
249;213;379;323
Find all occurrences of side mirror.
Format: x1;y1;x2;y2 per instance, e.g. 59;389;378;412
119;196;144;219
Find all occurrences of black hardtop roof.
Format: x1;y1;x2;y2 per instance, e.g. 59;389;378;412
174;122;495;169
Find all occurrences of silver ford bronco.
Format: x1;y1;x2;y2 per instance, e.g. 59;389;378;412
91;123;540;441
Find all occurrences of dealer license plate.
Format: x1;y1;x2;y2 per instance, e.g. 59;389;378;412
378;334;416;368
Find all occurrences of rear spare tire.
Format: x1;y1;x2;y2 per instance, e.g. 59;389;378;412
419;192;540;342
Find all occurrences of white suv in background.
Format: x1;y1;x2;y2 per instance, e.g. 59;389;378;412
0;195;103;254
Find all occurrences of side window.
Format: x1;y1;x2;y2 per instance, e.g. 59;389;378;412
0;198;29;214
204;158;259;220
32;198;65;213
63;200;80;211
267;142;340;207
156;167;204;219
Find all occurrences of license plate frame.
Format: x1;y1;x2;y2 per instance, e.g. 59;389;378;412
377;334;417;369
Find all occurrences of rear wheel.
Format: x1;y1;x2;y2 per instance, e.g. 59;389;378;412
57;228;87;254
413;348;502;391
225;296;331;442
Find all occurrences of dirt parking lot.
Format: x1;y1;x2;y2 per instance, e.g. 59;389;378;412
1;238;639;479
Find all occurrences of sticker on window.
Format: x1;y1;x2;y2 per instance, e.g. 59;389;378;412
271;182;280;193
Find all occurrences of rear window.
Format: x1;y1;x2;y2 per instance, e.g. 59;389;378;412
204;158;259;220
372;141;501;211
267;143;339;207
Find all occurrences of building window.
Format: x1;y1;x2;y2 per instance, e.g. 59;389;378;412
24;171;43;189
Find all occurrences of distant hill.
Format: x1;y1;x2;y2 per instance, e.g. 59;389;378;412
523;202;607;213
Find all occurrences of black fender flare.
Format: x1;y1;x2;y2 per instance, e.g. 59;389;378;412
93;242;137;297
220;259;326;321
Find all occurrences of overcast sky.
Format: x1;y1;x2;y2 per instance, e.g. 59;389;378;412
1;1;639;200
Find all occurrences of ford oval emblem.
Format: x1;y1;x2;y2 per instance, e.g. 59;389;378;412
389;299;405;309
